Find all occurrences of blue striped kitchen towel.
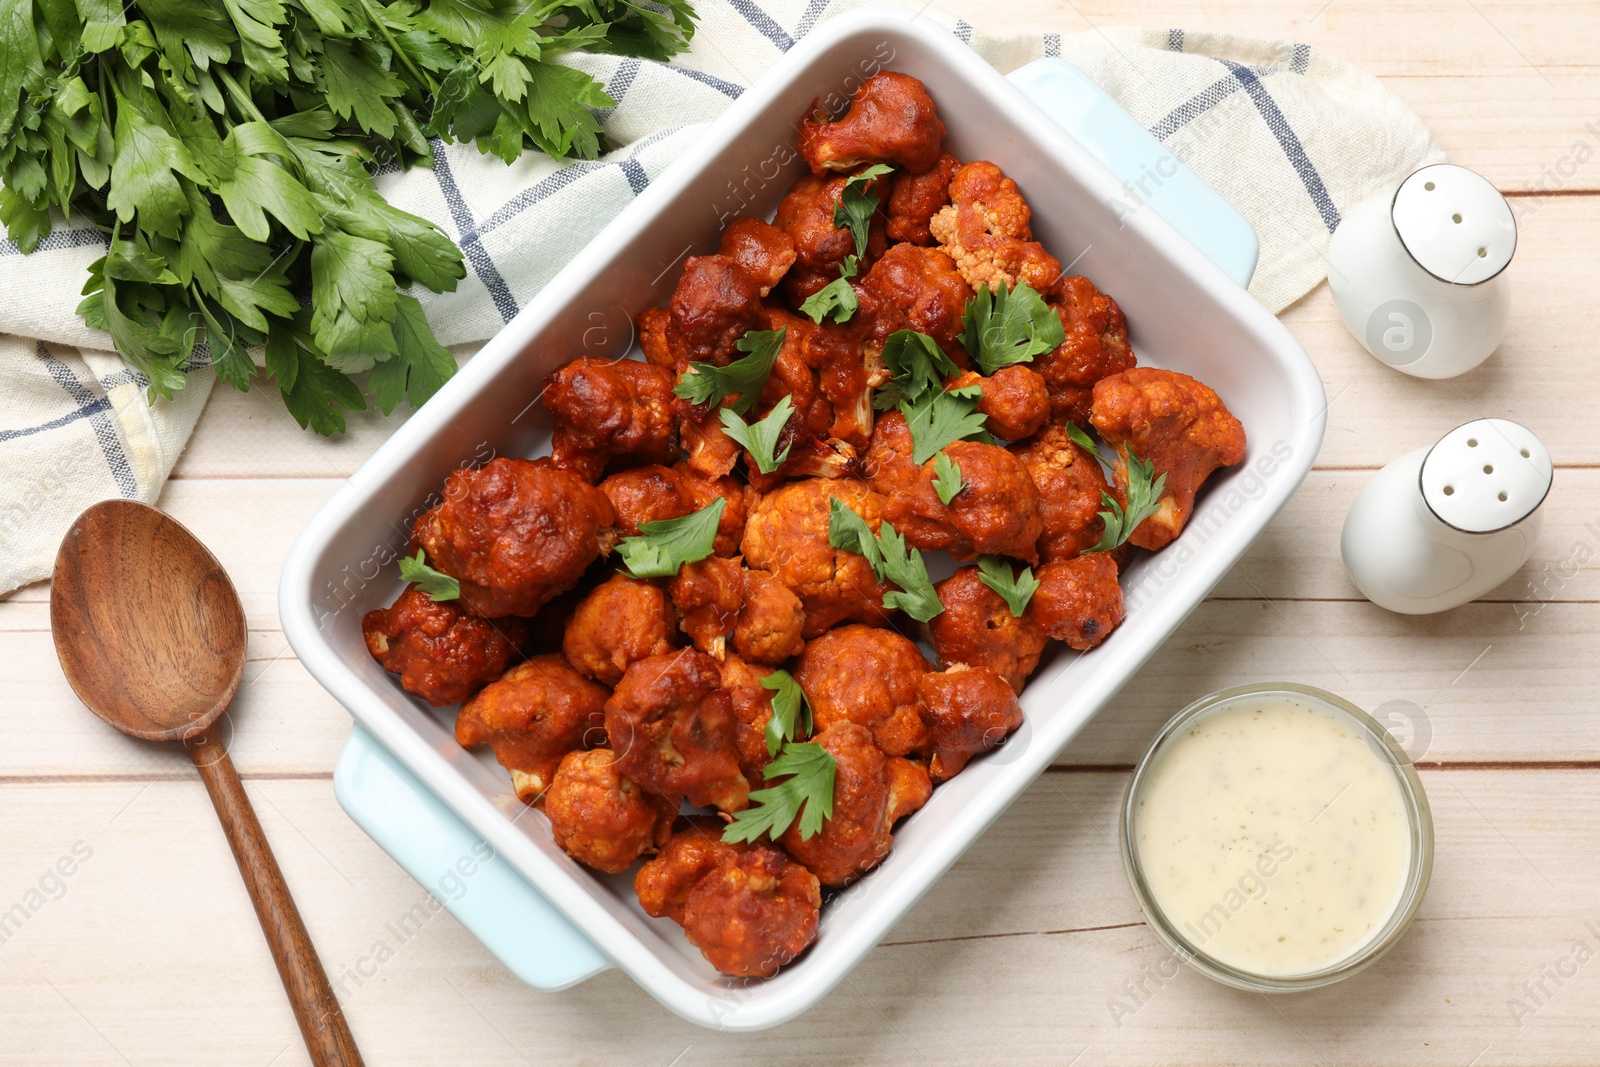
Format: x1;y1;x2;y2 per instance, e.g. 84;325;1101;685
0;0;1441;593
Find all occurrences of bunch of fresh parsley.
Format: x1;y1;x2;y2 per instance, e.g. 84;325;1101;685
0;0;697;434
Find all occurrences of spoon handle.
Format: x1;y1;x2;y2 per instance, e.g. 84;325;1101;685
187;730;365;1067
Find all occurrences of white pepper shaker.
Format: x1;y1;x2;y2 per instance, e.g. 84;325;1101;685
1341;419;1551;614
1327;164;1516;378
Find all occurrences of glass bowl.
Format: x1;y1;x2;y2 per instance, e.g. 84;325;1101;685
1119;682;1434;992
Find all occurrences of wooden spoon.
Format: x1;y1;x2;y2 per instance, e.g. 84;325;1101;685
50;500;363;1067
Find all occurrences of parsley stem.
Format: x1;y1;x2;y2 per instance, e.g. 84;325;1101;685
214;68;270;126
353;0;440;96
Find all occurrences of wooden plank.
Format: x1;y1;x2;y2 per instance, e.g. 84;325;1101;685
983;0;1600;76
1073;599;1600;765
1213;468;1600;604
4;478;343;622
1;770;1595;1065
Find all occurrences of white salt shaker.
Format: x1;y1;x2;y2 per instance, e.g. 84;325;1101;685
1327;164;1516;378
1341;419;1551;614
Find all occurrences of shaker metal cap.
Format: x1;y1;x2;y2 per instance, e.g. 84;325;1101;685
1392;164;1516;285
1420;418;1551;533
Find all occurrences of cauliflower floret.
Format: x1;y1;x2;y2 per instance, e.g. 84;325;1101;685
798;72;948;175
928;161;1061;294
1090;367;1247;550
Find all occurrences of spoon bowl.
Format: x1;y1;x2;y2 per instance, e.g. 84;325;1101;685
51;500;246;741
51;500;363;1067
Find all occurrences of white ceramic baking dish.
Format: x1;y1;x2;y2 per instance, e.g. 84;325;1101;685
281;9;1324;1031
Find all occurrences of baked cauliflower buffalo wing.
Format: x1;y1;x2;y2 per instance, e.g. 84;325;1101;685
669;557;806;666
779;722;932;887
455;654;608;802
683;848;822;978
794;624;931;757
1026;553;1126;651
929;161;1061;294
362;586;527;706
605;648;750;812
886;151;962;245
668;555;742;658
545;749;674;874
918;664;1024;782
741;479;894;637
1012;422;1112;562
636;819;822;978
773;170;888;305
948;365;1051;443
866;413;1044;563
799;72;948;175
599;462;753;558
1036;275;1137;425
563;572;679;687
719;654;779;789
928;565;1049;694
671;254;767;367
855;243;973;359
413;457;615;619
542;357;678;484
718;216;796;296
1091;367;1247;550
635;816;747;924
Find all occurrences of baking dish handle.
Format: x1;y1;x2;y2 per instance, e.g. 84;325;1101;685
333;725;611;990
1006;58;1260;288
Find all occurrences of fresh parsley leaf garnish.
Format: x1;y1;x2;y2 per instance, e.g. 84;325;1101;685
902;384;989;464
674;327;786;415
399;549;460;602
759;669;812;757
827;496;883;569
722;741;838;843
826;499;945;623
833;163;894;258
720;396;794;474
881;329;959;405
976;555;1040;617
961;282;1066;376
875;522;945;622
615;498;727;578
932;451;964;504
1063;421;1101;456
800;255;859;324
1089;451;1169;552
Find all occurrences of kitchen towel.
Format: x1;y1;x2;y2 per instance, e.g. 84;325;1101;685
0;0;1442;593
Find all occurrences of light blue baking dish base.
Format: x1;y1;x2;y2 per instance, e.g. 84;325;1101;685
332;57;1260;993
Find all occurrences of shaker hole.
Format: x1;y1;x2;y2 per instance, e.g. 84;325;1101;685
1467;438;1478;447
1478;247;1488;258
1443;485;1455;496
1453;213;1463;224
1425;181;1436;191
1499;492;1509;502
1483;465;1494;474
1521;448;1531;458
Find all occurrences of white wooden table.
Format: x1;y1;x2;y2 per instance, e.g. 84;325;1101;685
5;2;1598;1063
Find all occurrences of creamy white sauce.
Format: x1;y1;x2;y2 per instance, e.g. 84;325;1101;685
1133;697;1412;977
